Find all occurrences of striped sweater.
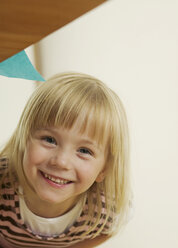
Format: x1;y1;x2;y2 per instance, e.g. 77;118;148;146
0;161;112;248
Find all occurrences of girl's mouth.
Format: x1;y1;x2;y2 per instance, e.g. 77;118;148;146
40;171;72;186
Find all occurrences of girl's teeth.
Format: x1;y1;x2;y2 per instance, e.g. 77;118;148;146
44;173;70;184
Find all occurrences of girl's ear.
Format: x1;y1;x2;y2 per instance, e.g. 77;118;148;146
95;170;106;183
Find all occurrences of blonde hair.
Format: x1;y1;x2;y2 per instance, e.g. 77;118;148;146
0;72;131;237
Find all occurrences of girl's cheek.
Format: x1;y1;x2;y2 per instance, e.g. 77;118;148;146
24;143;44;164
30;148;48;163
78;167;95;181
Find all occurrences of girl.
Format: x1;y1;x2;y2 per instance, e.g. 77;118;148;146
0;72;131;247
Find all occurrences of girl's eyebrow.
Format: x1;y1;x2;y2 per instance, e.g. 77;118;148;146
80;139;98;147
35;128;55;135
79;139;103;152
36;128;54;133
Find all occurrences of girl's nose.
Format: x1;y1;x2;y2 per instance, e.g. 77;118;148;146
50;149;71;170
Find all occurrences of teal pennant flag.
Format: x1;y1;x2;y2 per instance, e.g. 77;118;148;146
0;50;45;81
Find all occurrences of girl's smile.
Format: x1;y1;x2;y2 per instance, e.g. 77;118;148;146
22;125;107;217
40;170;73;188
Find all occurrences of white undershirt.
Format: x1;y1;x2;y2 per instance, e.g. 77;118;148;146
19;188;86;237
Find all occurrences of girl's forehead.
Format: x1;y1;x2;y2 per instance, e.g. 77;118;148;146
32;102;110;147
69;116;108;143
44;118;108;147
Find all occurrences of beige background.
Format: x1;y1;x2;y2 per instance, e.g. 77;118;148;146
0;0;178;247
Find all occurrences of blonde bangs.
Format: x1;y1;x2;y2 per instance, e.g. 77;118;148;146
26;76;113;147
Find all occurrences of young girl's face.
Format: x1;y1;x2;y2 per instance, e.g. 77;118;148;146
23;124;107;215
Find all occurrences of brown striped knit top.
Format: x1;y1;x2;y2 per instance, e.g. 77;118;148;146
0;161;113;248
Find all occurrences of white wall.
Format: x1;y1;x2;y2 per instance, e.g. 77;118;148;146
0;47;35;149
36;0;178;247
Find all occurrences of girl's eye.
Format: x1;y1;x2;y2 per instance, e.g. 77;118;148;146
42;136;57;145
79;148;92;156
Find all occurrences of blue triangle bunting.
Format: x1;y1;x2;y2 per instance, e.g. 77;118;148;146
0;50;45;81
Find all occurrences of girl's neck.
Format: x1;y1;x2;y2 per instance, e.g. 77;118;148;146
22;187;79;218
